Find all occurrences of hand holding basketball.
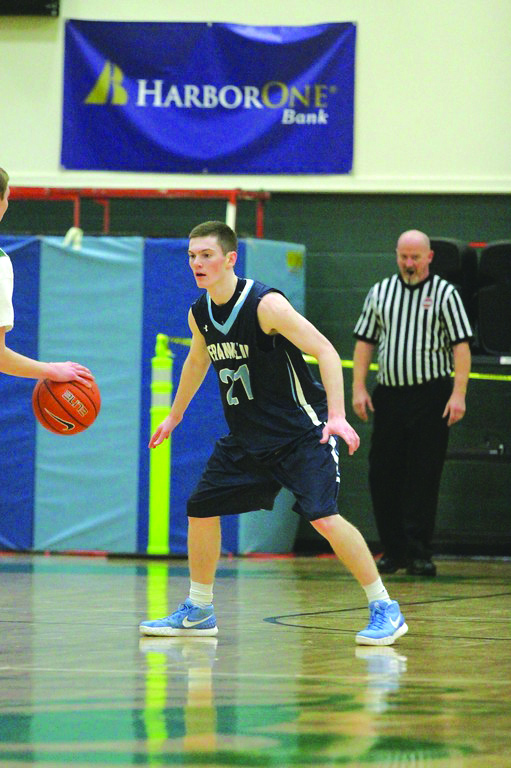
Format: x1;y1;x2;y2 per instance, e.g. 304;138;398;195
32;377;101;435
45;361;95;387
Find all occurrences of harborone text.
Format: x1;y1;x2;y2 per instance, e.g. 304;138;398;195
136;80;334;124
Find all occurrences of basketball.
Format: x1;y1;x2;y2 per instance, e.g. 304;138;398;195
32;379;101;435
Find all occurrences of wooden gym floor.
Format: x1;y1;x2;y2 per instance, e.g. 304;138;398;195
0;553;510;767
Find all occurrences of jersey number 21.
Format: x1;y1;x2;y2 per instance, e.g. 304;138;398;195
219;364;254;406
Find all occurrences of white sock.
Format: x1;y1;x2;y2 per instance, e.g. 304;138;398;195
363;577;391;605
189;580;214;608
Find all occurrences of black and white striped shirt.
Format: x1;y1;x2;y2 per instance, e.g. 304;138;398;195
353;274;473;387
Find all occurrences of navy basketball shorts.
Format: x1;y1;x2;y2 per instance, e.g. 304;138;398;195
187;427;341;521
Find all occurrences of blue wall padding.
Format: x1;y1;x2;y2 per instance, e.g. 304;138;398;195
33;237;144;552
238;489;300;554
0;235;304;555
244;238;305;314
139;239;246;555
0;236;40;549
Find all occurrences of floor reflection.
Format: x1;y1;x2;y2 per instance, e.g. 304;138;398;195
0;554;509;766
355;645;407;714
137;633;470;766
139;636;218;755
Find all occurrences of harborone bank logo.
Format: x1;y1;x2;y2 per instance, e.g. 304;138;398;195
84;60;337;126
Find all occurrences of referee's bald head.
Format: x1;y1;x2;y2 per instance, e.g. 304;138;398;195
396;230;430;251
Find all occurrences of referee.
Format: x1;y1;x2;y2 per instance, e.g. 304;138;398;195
352;229;473;576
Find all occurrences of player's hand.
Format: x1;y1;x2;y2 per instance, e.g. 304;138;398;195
321;416;360;455
442;392;466;427
149;414;182;449
352;387;374;422
46;361;94;387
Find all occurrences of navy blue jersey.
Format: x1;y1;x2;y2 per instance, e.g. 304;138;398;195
191;279;328;457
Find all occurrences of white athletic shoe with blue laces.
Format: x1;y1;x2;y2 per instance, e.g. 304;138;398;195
356;600;408;646
139;598;218;637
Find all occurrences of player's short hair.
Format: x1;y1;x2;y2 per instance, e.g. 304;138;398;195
0;168;9;200
189;220;237;255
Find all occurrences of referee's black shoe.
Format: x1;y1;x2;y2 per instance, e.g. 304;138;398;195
406;558;437;577
377;555;406;574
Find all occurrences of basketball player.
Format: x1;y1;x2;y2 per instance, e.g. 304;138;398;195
140;221;407;646
0;167;93;385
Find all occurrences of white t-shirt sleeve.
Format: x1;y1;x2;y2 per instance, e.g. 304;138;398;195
0;252;14;332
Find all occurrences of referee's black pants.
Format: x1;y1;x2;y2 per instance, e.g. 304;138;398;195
368;378;452;562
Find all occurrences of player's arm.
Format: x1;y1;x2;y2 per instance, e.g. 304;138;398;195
257;292;360;455
352;339;376;421
149;309;211;448
443;341;471;426
0;327;93;385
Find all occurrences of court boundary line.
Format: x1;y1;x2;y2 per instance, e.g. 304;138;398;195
263;589;511;641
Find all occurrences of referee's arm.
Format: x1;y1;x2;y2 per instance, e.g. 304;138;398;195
352;339;376;422
443;341;471;427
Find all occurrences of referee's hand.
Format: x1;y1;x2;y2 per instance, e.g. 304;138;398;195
352;388;374;422
443;392;466;427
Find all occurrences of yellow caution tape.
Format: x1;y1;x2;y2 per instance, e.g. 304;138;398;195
167;340;511;382
168;336;192;346
304;355;511;381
